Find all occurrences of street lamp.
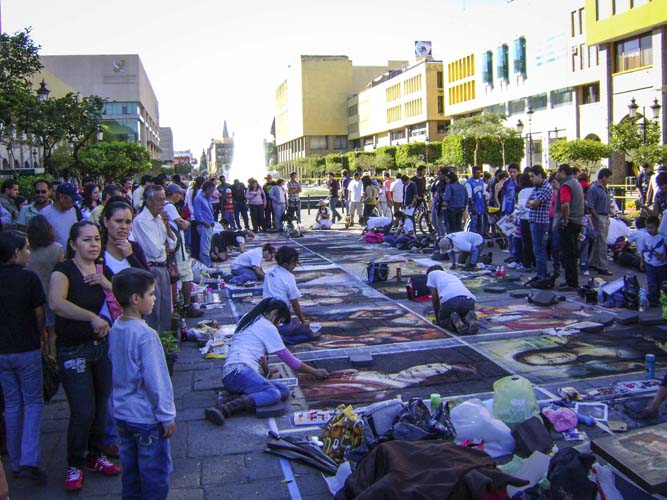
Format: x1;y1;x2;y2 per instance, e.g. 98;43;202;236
628;97;662;144
425;136;430;167
526;106;534;168
37;80;50;103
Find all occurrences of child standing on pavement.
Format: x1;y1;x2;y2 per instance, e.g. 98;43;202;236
639;216;667;307
223;189;235;229
108;268;176;500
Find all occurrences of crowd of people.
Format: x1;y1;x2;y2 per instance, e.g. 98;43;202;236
0;160;664;498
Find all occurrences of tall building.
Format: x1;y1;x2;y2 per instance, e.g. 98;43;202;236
207;121;234;176
40;54;161;159
159;127;174;165
585;0;667;174
442;0;608;169
349;56;446;150
274;56;406;167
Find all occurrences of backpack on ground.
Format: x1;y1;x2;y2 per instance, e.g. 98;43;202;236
406;275;431;301
366;262;389;283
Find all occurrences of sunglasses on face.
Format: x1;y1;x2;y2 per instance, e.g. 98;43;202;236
34;190;48;194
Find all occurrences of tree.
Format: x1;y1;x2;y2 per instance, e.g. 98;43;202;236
0;29;42;127
609;118;661;165
440;135;466;166
78;141;151;181
175;162;192;176
395;143;423;169
448;113;518;166
549;139;612;170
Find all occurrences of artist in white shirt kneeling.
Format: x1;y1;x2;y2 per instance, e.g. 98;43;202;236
427;265;478;335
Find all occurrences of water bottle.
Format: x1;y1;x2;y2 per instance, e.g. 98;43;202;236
206;287;214;303
179;318;188;341
500;265;506;278
639;288;649;312
646;353;656;380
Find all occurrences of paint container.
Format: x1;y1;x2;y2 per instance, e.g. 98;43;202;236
396;267;402;282
646;354;656;380
430;393;442;410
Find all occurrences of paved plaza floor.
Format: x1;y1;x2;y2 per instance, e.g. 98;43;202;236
5;211;667;499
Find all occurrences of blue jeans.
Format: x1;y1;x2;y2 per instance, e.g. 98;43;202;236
104;397;118;446
329;196;342;222
437;296;475;328
278;318;316;345
117;420;172;500
645;263;667;306
530;222;549;278
234;201;249;229
385;235;412;247
197;224;213;266
272;203;286;229
222;366;290;407
0;349;43;471
469;212;486;236
57;341;112;467
229;266;258;284
223;212;236;229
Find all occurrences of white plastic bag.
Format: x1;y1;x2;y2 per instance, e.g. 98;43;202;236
591;464;623;500
451;398;515;458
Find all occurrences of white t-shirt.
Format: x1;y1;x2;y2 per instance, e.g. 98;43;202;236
401;218;415;235
104;251;131;275
263;265;301;307
164;202;180;222
448;231;483;252
348;179;363;202
224;316;286;374
390;179;404;203
517;188;533;220
232;247;263;270
426;270;475;304
367;216;392;230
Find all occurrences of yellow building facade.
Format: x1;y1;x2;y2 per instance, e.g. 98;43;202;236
274;56;405;167
350;58;446;150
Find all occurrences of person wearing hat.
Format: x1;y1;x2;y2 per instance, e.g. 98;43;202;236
41;183;81;248
439;231;484;271
312;200;332;229
222;188;236;229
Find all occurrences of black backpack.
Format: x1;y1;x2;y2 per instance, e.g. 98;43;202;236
366;262;389;283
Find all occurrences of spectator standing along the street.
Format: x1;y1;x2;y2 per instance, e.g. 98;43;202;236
246;179;266;232
0;179;19;227
269;179;287;230
347;172;364;226
231;179;249;230
587;168;614;276
326;173;342;223
131;185;177;333
466;166;486;236
526;165;553;280
16;179;52;229
383;172;394;214
443;171;467;233
555;164;585;290
341;170;351;215
193;182;216;266
41;183;80;249
390;174;405;212
287;172;302;224
132;175;153;212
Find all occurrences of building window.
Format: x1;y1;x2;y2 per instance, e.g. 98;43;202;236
496;44;509;82
579;8;585;35
571;10;578;37
550;87;573;108
484;103;507;114
348;104;358;116
310;137;327;150
613;0;629;14
632;0;649;6
482;51;493;85
437;95;444;114
403;74;422;95
386;83;401;102
405;98;423;118
387;105;402;123
596;0;612;20
528;93;548;110
513;37;527;77
508;99;525;116
332;136;348;149
436;71;443;89
582;83;600;104
615;33;653;72
390;129;405;141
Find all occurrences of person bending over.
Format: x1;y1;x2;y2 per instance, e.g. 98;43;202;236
384;211;415;247
426;265;478;334
640;372;667;418
211;229;255;262
204;298;328;425
439;231;484;270
229;243;275;285
263;246;318;344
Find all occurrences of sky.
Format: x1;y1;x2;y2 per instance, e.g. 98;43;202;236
2;0;504;176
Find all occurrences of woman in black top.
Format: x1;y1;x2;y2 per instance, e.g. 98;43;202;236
0;231;47;482
49;221;121;492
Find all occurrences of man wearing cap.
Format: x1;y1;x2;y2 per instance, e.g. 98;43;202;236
131;185;178;332
41;183;81;248
165;184;203;318
439;231;484;271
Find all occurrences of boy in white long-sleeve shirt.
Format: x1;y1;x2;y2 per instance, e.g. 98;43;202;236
109;268;176;500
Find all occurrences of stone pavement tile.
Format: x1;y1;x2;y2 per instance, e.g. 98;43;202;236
188;418;269;457
177;407;208;422
170;421;189;459
201;455;245;486
168;488;205;500
244;452;284;481
204;479;291;500
171;458;202;489
180;390;218;410
172;370;194;392
193;367;224;391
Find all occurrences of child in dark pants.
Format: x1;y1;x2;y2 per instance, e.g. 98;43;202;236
639;216;667;306
108;268;176;500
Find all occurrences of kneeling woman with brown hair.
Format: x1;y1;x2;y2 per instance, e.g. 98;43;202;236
204;298;328;425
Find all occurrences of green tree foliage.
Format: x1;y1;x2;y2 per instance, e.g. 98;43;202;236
549;139;612;170
0;29;42;127
609;118;661;164
17;173;55;200
78;141;151;181
324;153;345;174
375;146;397;172
395;143;423;169
347;151;375;172
440;131;523;168
635;143;667;167
441;136;466;166
448;113;521;167
175;163;192;176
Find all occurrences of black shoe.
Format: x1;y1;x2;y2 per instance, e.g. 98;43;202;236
204;407;225;426
598;269;613;276
558;284;577;292
17;465;48;484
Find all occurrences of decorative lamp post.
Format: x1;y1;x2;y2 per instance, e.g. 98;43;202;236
628;97;662;144
425;136;430;167
526;105;534;168
37;80;50;103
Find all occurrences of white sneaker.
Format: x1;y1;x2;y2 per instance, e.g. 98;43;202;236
516;265;528;272
507;262;519;269
583;270;590;276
